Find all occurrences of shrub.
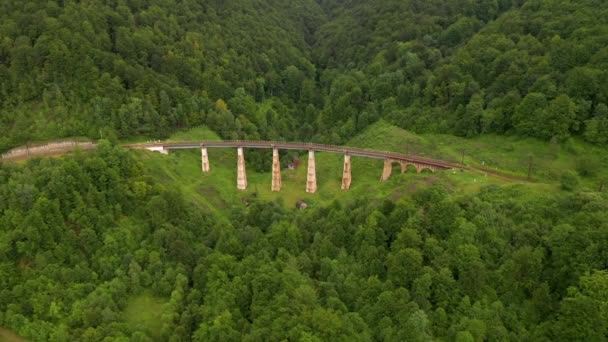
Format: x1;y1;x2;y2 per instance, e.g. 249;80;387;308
576;157;600;177
561;171;580;191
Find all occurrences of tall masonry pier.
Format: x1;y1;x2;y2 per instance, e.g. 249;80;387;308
272;148;282;192
381;159;392;181
237;147;247;190
201;147;210;172
342;154;352;190
306;150;317;193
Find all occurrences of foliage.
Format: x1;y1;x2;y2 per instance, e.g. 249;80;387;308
315;0;608;143
560;171;580;191
0;0;325;147
1;0;607;149
576;157;600;177
1;1;608;340
2;146;608;340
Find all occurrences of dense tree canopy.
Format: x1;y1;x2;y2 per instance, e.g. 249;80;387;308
1;145;608;340
1;1;608;339
1;0;607;152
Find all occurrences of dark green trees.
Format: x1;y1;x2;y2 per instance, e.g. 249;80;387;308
2;148;608;340
2;0;608;149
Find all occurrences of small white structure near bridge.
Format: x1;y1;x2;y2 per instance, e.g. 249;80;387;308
145;145;169;155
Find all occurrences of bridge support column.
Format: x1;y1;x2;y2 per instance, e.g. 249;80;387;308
400;161;407;173
237;147;247;190
306;150;317;193
381;159;392;182
272;148;281;192
201;147;210;172
341;154;352;190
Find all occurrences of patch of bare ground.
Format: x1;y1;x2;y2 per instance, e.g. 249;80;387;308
0;327;29;342
1;141;96;163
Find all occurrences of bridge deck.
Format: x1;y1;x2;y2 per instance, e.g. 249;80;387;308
126;141;464;170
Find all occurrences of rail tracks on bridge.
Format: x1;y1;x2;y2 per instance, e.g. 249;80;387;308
125;140;468;171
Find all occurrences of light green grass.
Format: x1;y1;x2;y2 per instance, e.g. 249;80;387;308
136;124;518;213
135;120;608;214
349;120;608;189
124;293;167;340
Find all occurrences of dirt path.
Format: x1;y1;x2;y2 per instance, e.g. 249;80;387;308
1;141;96;163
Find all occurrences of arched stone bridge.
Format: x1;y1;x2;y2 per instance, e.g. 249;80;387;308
126;141;465;193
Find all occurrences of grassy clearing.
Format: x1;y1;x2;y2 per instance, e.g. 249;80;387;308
349;120;608;189
135;120;608;213
124;293;167;340
136;124;522;213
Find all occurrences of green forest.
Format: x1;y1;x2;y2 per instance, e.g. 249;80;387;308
1;0;608;341
1;0;607;150
2;144;608;341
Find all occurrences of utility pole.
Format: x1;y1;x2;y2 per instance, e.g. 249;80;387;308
461;150;465;165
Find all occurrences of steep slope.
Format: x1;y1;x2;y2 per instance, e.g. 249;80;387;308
312;0;608;143
2;135;608;341
0;0;325;149
1;0;607;151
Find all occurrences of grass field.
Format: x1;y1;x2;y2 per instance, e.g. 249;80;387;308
349;121;608;188
136;123;538;213
136;120;608;214
124;293;167;340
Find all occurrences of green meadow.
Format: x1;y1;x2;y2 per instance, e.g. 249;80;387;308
350;121;608;187
124;293;167;340
134;122;588;213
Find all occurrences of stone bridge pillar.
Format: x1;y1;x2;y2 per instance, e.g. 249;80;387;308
381;159;392;182
306;150;317;193
272;148;281;192
237;147;247;190
341;154;352;190
201;147;210;172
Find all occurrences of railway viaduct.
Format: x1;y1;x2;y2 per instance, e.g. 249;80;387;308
127;141;464;193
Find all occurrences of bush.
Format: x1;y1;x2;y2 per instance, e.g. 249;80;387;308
563;138;581;155
576;157;600;177
561;171;580;191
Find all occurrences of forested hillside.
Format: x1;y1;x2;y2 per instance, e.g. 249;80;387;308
1;0;608;150
0;0;325;149
2;0;608;340
1;145;608;340
314;0;608;142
